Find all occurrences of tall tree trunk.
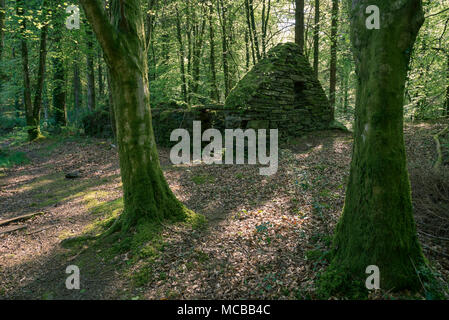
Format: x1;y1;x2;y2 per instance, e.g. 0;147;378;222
218;0;230;97
322;0;426;294
53;23;67;127
329;0;338;120
209;4;219;101
244;0;256;65
0;0;5;88
73;60;82;117
98;50;104;98
86;28;96;111
17;0;48;141
31;20;48;138
261;0;271;57
295;0;304;54
191;8;206;98
79;0;190;230
244;30;250;71
445;52;449;117
175;6;188;104
248;0;261;61
0;0;4;57
313;0;319;77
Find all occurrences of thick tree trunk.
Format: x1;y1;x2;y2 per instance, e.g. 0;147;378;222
313;0;319;77
323;0;426;293
295;0;304;54
329;0;338;120
79;0;188;230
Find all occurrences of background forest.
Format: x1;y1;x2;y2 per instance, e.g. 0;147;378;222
0;0;447;135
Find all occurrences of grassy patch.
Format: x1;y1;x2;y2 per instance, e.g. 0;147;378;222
191;174;215;185
0;149;30;168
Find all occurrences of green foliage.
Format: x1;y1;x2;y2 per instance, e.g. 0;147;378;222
81;108;113;138
191;174;215;185
0;149;29;168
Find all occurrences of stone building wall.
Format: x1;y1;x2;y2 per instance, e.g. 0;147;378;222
151;42;333;146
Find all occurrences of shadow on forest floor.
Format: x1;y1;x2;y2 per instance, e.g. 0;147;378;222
0;123;448;300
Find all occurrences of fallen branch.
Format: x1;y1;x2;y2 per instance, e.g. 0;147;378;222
418;230;449;242
0;225;27;235
0;212;45;227
433;125;449;170
26;225;55;235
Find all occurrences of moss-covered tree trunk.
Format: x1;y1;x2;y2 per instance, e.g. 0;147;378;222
80;0;187;231
324;0;426;293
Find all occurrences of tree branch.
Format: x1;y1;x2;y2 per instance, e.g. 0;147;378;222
425;7;449;19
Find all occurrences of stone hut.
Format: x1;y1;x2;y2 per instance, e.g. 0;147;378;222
224;42;332;137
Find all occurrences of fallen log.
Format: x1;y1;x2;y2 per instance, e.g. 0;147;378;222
0;212;45;227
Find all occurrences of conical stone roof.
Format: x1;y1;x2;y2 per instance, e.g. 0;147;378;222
224;42;332;137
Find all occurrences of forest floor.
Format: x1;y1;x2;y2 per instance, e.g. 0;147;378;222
0;121;448;300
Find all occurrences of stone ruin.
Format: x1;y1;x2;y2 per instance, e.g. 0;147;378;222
151;42;333;145
224;42;332;137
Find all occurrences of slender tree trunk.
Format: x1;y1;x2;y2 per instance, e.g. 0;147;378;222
322;0;426;294
218;0;230;97
209;4;219;101
73;61;82;111
261;0;270;57
295;0;304;54
244;0;256;65
445;53;449;117
53;23;67;127
86;28;96;111
79;0;189;230
192;9;206;97
244;30;250;71
0;0;4;57
0;0;5;88
313;0;320;77
98;50;104;98
329;0;339;120
249;0;261;61
17;0;48;140
175;6;188;104
32;21;48;138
